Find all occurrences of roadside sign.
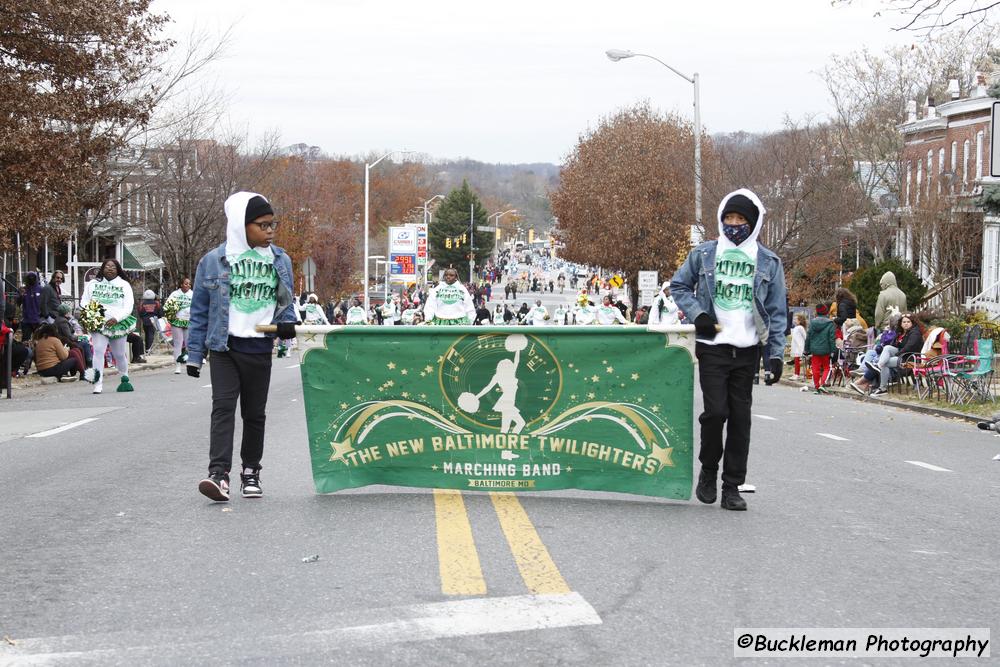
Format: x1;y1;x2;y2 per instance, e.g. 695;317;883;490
300;256;317;277
637;270;658;291
476;225;496;233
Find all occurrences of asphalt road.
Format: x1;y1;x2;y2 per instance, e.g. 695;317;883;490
1;341;997;665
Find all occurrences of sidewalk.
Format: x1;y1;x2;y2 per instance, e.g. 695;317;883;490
779;374;985;424
3;353;176;398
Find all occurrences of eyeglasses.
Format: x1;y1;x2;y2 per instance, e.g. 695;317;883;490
249;221;279;232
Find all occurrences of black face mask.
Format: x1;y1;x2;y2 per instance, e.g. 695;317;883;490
723;222;752;245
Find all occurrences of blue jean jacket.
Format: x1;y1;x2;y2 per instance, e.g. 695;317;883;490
187;243;297;366
669;240;788;362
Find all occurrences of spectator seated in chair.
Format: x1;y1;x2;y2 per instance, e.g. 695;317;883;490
850;312;924;396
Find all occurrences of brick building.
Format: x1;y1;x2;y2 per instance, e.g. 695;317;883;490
898;76;996;312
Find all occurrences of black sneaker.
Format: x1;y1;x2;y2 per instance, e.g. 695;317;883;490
978;421;998;431
721;487;747;511
870;387;888;397
240;468;262;498
695;469;717;504
199;472;230;501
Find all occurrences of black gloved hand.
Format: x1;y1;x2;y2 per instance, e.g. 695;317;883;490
765;358;782;385
186;364;200;378
694;313;717;339
276;322;297;340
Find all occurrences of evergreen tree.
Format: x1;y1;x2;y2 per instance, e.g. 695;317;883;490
429;181;489;277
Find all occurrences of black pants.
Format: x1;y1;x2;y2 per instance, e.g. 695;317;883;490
696;342;758;489
142;321;156;351
208;349;272;475
38;357;81;379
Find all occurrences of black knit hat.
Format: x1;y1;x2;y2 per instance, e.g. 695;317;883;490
245;195;274;224
721;194;759;228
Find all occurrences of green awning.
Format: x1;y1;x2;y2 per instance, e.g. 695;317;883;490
122;240;164;271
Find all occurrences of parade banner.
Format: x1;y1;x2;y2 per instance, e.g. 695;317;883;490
294;326;695;499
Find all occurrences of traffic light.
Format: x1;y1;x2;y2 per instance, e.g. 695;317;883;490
461;233;467;244
446;238;452;249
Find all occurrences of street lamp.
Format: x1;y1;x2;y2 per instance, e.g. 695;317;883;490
365;150;411;313
490;209;517;256
423;194;445;225
606;48;702;244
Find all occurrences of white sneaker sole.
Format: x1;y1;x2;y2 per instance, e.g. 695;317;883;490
199;479;230;501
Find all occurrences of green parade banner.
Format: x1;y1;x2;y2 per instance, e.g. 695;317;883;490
291;325;695;500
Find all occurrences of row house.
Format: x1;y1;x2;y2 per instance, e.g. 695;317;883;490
898;75;996;313
2;140;222;302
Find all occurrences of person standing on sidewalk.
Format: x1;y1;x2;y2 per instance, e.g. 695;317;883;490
804;303;836;394
670;189;788;511
187;192;297;502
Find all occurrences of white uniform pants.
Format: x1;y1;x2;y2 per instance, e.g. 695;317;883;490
172;326;189;361
91;332;129;379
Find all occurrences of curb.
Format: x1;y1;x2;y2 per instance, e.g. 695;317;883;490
5;356;176;395
778;377;983;424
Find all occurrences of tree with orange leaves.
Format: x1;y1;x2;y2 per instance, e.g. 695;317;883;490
551;103;712;308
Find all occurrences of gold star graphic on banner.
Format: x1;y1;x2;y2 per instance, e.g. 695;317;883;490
587;392;595;399
419;372;426;377
401;392;410;398
652;405;660;413
601;359;607;364
570;394;577;400
420;393;427;399
649;443;673;469
387;362;396;369
354;395;362;401
339;402;348;410
566;466;573;473
329;440;354;464
590;374;600;383
386;380;395;387
631;373;640;381
424;365;433;373
431;464;439;471
401;369;408;375
606;366;614;373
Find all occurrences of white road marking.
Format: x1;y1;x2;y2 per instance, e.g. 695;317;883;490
754;414;777;421
905;460;952;472
816;433;849;441
201;384;212;388
286;363;300;369
0;592;601;661
26;418;98;438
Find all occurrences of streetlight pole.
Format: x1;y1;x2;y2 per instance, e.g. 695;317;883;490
364;150;410;314
489;209;517;257
423;194;445;226
606;49;702;244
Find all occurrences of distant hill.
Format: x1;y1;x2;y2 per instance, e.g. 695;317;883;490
428;159;560;235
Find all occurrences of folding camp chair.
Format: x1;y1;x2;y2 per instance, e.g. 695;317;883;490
953;339;995;403
147;317;174;355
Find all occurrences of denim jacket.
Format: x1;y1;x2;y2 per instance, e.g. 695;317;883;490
669;240;788;361
187;243;297;366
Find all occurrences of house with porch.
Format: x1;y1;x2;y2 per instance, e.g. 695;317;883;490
898;75;999;317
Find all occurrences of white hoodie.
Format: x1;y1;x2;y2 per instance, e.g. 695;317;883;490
224;191;277;339
702;189;765;349
82;275;135;337
424;282;475;323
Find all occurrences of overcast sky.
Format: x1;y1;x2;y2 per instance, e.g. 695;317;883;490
156;0;906;164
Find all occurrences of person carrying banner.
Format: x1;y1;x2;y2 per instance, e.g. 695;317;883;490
81;258;136;394
187;192;297;502
165;277;193;374
424;268;475;325
670;188;788;511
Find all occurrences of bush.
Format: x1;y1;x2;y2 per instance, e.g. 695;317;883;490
847;259;927;324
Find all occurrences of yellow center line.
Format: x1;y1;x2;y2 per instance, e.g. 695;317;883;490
489;492;570;595
433;489;487;596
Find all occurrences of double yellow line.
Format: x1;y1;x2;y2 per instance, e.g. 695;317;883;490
433;489;570;596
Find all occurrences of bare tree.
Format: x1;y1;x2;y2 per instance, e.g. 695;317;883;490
837;0;1000;34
